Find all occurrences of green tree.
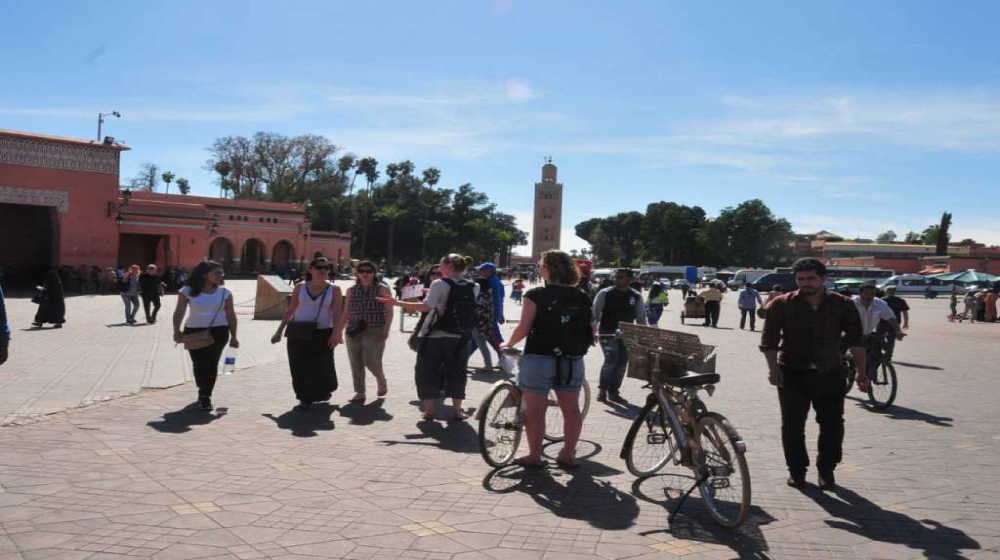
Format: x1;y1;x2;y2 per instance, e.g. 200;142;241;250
213;161;232;198
875;230;897;244
640;202;708;264
374;205;407;265
130;162;159;192
175;178;190;195
904;231;922;244
161;171;175;195
935;211;952;256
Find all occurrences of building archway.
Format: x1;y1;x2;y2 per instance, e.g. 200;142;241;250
240;238;266;274
208;237;235;273
272;240;295;271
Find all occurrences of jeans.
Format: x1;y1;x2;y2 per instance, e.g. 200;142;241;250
121;294;139;323
740;308;756;330
598;338;629;394
470;329;494;369
777;366;846;477
704;301;720;327
141;294;161;323
647;304;664;325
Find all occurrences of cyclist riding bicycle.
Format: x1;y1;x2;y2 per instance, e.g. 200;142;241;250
852;283;906;384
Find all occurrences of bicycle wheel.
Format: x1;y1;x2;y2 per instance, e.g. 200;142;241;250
543;379;591;442
867;361;897;409
696;412;751;528
478;382;523;468
623;396;679;477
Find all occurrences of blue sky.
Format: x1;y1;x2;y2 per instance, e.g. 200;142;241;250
3;1;999;253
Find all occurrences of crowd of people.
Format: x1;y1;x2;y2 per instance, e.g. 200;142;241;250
1;250;995;485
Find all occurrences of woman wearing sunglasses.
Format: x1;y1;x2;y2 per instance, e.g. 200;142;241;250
336;261;393;403
271;257;342;410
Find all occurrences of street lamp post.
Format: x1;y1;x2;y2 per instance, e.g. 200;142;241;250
97;111;121;141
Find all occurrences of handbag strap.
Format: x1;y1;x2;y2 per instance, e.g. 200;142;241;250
300;283;329;324
206;288;227;327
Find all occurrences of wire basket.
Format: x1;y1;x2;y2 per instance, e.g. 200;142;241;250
620;323;717;382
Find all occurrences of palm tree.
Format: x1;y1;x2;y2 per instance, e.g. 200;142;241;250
176;178;190;195
161;171;175;195
355;157;380;257
214;161;232;199
374;205;407;266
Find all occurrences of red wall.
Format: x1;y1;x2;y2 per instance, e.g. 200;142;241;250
0;162;120;268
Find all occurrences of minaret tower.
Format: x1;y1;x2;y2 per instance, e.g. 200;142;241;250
531;156;562;262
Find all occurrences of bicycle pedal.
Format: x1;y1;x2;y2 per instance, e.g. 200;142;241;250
646;434;667;445
708;478;730;490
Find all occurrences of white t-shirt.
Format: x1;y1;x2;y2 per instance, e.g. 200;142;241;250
419;276;480;338
853;296;895;335
180;286;230;328
293;283;335;329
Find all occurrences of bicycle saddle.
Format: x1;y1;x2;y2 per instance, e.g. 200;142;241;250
665;372;720;387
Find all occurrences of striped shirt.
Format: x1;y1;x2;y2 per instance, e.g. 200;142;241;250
347;283;386;328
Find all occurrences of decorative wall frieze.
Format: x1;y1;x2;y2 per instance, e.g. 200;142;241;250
0;136;120;174
0;185;70;212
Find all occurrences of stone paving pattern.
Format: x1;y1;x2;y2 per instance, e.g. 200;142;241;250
1;283;999;559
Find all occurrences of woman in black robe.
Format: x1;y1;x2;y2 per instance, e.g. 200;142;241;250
33;269;66;327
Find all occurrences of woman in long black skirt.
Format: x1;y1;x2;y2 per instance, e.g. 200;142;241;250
32;269;66;327
272;258;342;410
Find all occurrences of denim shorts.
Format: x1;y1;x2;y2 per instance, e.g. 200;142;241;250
517;353;585;394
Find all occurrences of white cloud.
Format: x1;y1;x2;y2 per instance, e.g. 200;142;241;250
505;79;539;102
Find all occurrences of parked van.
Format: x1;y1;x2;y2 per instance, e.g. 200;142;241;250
727;269;772;288
750;272;797;293
878;274;953;294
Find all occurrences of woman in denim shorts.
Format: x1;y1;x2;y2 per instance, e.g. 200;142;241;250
500;250;593;469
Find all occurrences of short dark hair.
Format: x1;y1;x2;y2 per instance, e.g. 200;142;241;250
614;267;633;278
792;258;827;277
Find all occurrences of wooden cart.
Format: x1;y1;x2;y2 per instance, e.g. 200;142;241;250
680;296;706;325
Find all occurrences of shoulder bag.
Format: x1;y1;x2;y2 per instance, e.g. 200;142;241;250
286;285;328;341
182;288;227;350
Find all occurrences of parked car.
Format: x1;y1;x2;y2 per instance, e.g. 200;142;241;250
878;274;953;294
672;279;690;291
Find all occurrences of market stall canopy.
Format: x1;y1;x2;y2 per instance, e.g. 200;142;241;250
929;270;999;285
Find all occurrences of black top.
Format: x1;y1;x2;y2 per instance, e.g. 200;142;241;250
760;290;864;372
139;273;162;297
524;285;593;357
598;287;643;334
883;295;909;321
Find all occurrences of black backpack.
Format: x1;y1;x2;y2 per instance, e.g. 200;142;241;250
529;287;593;357
434;278;476;336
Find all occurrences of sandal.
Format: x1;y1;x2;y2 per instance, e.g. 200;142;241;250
421;412;436;421
450;411;468;422
556;458;580;470
376;381;388;397
348;394;366;404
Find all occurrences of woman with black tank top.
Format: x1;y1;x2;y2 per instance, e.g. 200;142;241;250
271;258;342;410
500;250;593;469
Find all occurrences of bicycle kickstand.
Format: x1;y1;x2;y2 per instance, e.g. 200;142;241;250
668;473;709;524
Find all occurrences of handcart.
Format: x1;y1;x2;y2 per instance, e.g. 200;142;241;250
680;295;706;325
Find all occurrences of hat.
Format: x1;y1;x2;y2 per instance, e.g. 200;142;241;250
478;262;497;271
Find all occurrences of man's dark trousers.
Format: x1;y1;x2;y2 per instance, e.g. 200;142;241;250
740;308;756;330
777;366;846;479
704;301;720;327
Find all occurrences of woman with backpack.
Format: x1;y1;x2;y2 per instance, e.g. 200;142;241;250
380;254;478;421
499;250;593;469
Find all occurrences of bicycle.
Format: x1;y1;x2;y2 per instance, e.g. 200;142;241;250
617;323;751;528
476;348;592;468
844;330;898;409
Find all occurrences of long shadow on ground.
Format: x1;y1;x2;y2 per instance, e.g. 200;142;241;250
262;403;338;437
147;403;228;434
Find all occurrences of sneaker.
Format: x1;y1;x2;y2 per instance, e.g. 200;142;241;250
199;396;213;411
608;393;628;404
818;471;836;490
787;474;806;489
597;389;608;403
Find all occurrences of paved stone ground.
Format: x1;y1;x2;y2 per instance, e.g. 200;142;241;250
1;285;999;559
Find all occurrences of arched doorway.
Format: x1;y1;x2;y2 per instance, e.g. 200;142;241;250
240;238;266;274
272;240;295;271
208;237;234;273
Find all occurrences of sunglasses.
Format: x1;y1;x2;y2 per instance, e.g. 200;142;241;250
358;269;375;274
